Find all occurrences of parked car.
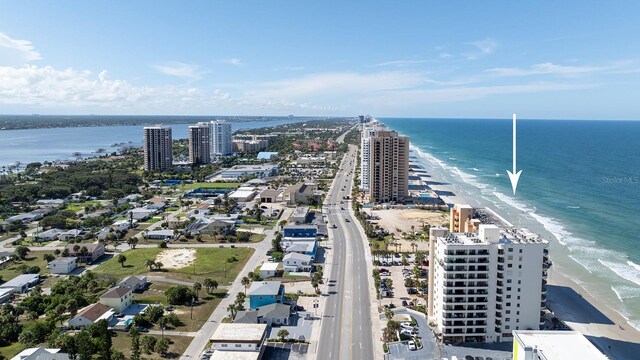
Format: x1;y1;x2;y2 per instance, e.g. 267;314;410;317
401;322;413;330
401;300;408;307
408;340;416;351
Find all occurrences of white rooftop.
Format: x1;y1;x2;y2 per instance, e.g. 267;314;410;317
210;323;267;343
513;330;608;360
260;262;279;271
209;351;260;360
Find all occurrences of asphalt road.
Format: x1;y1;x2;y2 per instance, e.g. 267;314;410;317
317;145;374;360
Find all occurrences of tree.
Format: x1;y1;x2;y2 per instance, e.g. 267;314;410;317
154;338;169;355
127;237;138;249
204;278;218;294
227;303;237;319
130;327;141;360
241;277;250;294
155;261;163;271
117;254;127;267
141;335;157;354
43;253;55;262
15;245;30;260
145;259;156;271
66;298;79;317
92;319;112;360
277;329;289;341
193;282;202;300
165;286;196;305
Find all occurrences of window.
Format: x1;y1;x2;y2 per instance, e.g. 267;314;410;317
508;248;513;252
507;279;512;283
506;318;510;321
519;249;522;253
221;344;228;348
507;287;511;291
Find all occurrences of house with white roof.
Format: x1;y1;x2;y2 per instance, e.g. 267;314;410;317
209;323;267;356
247;281;285;309
283;253;313;272
11;347;69;360
259;262;279;278
47;257;78;274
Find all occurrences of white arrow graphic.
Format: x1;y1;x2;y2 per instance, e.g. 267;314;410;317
506;113;523;195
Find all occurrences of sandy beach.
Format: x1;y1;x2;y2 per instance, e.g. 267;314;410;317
547;268;640;359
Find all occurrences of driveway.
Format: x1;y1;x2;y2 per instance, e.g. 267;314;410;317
385;308;438;360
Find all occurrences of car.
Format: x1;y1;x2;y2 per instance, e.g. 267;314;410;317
218;245;224;248
400;329;412;336
400;322;413;330
266;250;273;255
408;340;416;351
388;303;396;309
401;300;408;307
345;218;350;222
230;245;235;248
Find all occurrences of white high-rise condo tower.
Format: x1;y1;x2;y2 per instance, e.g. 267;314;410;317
427;223;550;344
143;126;173;171
208;120;232;156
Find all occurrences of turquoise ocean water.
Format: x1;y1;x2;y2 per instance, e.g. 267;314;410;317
382;118;640;330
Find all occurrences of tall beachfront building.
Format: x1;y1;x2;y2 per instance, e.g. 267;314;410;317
208;120;232;156
427;224;549;344
143;126;173;172
359;122;380;192
368;129;409;203
189;123;211;165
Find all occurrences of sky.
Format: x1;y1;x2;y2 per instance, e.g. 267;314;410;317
0;1;639;119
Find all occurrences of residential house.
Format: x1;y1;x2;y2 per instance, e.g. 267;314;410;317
34;228;63;242
283;253;313;272
68;303;114;329
289;206;310;224
0;274;40;293
235;303;291;326
47;257;78;274
146;230;175;241
283;224;317;238
58;229;84;241
99;286;133;313
118;276;148;291
128;208;156;221
11;347;70;360
0;288;12;304
111;219;136;231
283;182;321;205
259;262;279;279
36;199;65;207
64;243;105;263
209;323;267;357
284;240;318;260
247;281;285;309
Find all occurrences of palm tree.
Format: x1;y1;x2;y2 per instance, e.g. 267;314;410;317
226;303;237;319
155;261;163;271
277;329;289;341
127;238;138;249
193;282;202;300
145;259;156;271
117;254;127;267
241;277;250;294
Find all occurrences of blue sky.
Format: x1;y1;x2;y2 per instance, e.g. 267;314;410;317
1;1;639;119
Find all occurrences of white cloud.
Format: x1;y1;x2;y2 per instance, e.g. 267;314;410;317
465;37;498;59
216;58;245;66
371;59;427;67
247;71;429;100
150;62;203;80
0;32;42;64
485;62;608;77
0;64;330;114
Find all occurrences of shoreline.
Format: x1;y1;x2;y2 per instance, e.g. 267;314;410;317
405;145;640;358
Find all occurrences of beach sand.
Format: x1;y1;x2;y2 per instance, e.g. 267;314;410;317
547;267;640;359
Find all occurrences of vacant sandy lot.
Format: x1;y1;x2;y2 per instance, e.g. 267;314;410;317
155;249;196;269
365;208;448;235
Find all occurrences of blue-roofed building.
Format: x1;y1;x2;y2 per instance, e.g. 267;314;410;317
247;281;285;309
283;224;317;238
257;152;279;161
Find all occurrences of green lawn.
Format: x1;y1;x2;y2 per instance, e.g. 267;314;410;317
183;182;240;190
0;342;25;359
111;333;192;359
65;200;102;212
0;250;56;282
93;247;254;285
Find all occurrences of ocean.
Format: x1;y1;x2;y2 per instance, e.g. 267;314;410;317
382;118;640;331
0;118;304;169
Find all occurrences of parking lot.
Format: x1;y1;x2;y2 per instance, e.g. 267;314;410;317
263;342;309;359
378;253;427;309
441;342;513;360
266;312;314;342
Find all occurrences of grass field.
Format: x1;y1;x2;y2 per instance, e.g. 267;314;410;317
0;342;25;359
0;250;56;282
65;200;102;212
183;182;240;190
134;281;227;331
92;247;254;285
111;333;192;359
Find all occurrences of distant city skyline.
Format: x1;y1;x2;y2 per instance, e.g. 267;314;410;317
1;1;640;119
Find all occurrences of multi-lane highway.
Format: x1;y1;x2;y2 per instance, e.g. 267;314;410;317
317;144;375;360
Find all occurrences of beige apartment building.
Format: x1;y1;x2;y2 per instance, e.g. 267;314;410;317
368;129;409;203
188;123;211;165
